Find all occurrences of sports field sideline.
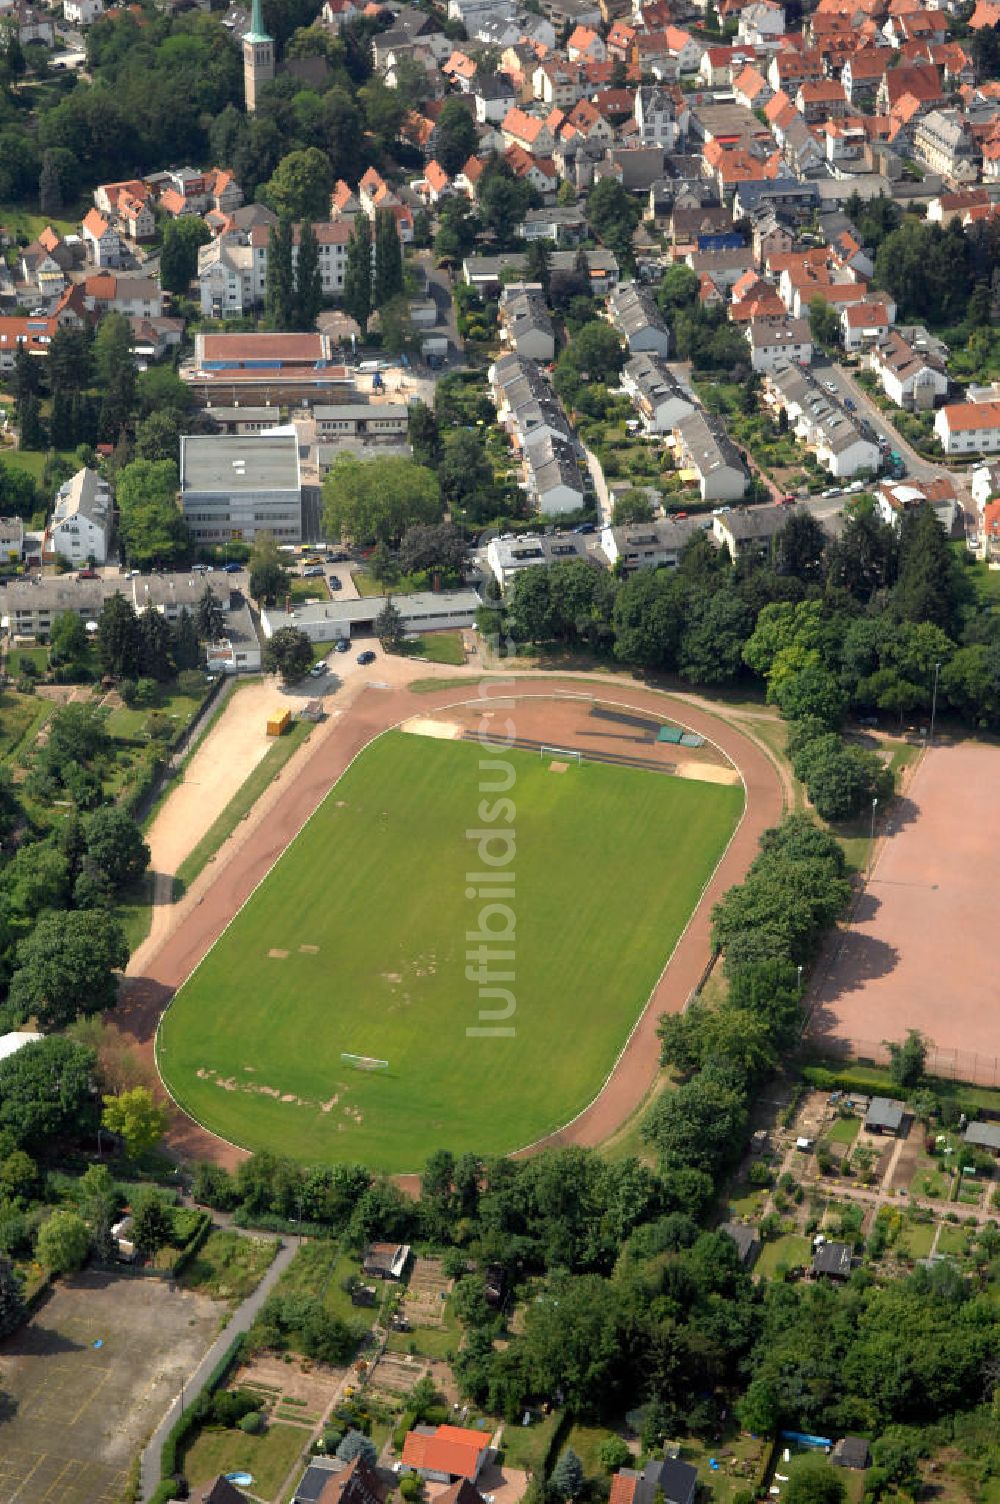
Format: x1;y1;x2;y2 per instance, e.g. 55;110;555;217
158;731;743;1171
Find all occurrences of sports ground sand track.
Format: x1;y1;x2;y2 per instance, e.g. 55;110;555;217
118;676;787;1172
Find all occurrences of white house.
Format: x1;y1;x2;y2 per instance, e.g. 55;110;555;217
45;468;112;565
608;284;671;356
746;317;812;373
866;330;949;410
63;0;103;23
971;460;1000;514
80;208;124;268
499;283;556;363
935;400;1000;456
634;86;680;150
674;409;747;502
198;238;255;317
599;517;704;572
622;353;695;433
486;531;590;590
523;430;586;514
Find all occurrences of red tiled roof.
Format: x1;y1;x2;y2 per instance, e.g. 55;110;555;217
401;1428;488;1481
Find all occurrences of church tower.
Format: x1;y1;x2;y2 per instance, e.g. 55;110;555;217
243;0;274;113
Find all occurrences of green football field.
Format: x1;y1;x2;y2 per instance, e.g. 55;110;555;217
158;733;743;1171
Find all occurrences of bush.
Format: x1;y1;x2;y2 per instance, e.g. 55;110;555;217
211;1389;260;1428
400;1476;422;1499
239;1409;266;1435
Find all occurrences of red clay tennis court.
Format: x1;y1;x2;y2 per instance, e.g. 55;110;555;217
808;742;1000;1086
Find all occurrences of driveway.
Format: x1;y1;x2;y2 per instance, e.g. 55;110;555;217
816;358;952;486
583;443;612;526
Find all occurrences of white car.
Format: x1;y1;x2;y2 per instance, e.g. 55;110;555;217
309;661;327;677
824;381;838;394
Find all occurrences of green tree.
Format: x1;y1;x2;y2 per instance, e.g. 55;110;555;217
323;455;442;544
808;296;840;348
551;1450;585;1500
159;216;211;295
887;1028;927;1090
131;1187;171;1258
586;177;641;267
344;214;373;332
248;533;290;604
374;596;405;650
264;625;313;683
36;1209;90;1275
7;910;128;1032
525;237;553;295
38;150;63;216
265;217;295;330
0;1037;96;1153
263;147;334;221
338;1431;378;1466
783;1459;846;1504
172;607;201;671
612;489;655;524
599;1438;632;1473
398;522;466;578
195;584;226;642
407;402;442;467
294;218;323;329
101;1087;169;1158
50;610;89;669
84;807;149;891
18;395;45;451
98;592;142;679
115;459;189;570
138;606;173;681
435;96;478;176
134;410;182;464
0;1257;25;1338
373;206;403;307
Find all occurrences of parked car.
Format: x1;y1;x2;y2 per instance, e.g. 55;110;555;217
329;574;342;590
357;649;377;665
78;568;98;579
335;639;350;653
303;566;324;578
844;397;855;412
223;562;242;574
824;381;838;394
573;522;596;534
309;661;327;677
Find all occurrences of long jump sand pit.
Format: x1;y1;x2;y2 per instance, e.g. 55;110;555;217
809;742;1000;1085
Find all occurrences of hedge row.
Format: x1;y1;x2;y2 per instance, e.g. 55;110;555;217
151;1331;248;1501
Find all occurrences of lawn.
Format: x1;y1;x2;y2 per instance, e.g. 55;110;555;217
105;688;205;744
0;688;50;761
756;1234;812;1278
896;1218;935;1259
179;1230;279;1305
500;1410;563;1473
936;1224;973;1257
404;631;466;666
181;1420;307;1499
0;203;83;242
824;1117;861;1146
159;734;743;1171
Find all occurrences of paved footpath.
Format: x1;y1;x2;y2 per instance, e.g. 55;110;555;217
139;1234;300;1501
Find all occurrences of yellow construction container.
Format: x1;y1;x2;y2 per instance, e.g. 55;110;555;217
266;708;292;737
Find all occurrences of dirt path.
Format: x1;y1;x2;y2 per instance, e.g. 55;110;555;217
118;671;786;1171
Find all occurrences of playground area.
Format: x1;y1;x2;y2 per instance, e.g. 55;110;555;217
809;742;1000;1084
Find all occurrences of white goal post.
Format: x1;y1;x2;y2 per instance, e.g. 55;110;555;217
539;745;583;763
340;1052;390;1071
